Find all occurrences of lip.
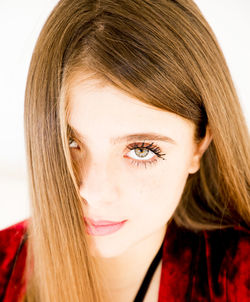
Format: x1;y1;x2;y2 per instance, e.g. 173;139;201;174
84;217;127;226
84;217;127;236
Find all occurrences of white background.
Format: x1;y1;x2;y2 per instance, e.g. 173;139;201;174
0;0;249;230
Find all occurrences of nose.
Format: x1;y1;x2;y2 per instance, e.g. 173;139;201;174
79;160;120;209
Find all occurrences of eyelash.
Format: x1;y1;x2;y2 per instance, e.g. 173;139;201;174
126;142;166;168
68;138;166;168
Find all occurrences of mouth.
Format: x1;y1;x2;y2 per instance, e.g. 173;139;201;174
84;217;128;236
84;217;127;226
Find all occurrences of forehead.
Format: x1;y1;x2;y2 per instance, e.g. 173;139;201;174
67;77;195;143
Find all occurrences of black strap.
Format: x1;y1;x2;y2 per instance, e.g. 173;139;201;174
133;240;164;302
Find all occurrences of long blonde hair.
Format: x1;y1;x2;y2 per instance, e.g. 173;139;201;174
23;0;250;301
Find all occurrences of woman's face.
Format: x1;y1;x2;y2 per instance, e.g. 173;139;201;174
67;77;210;259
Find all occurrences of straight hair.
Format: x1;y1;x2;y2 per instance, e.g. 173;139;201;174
23;0;250;301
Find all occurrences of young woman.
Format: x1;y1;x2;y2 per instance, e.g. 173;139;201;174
0;0;249;301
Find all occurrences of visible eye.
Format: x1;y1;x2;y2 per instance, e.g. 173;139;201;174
124;142;166;168
69;137;80;149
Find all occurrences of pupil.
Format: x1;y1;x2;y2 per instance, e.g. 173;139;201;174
135;148;148;158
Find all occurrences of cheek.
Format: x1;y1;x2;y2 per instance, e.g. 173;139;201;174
120;151;191;219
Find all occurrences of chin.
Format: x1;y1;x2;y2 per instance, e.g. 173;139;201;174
89;238;130;259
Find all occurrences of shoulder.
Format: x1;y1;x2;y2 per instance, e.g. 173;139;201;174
0;219;29;301
0;219;28;263
159;221;250;301
0;219;28;242
203;225;250;301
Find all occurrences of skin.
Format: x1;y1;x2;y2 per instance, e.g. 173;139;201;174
67;76;212;300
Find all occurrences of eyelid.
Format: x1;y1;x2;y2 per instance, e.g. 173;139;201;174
126;141;165;156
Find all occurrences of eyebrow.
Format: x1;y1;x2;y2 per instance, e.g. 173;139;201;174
68;125;176;145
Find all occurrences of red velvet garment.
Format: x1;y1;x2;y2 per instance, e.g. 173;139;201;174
0;218;249;302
